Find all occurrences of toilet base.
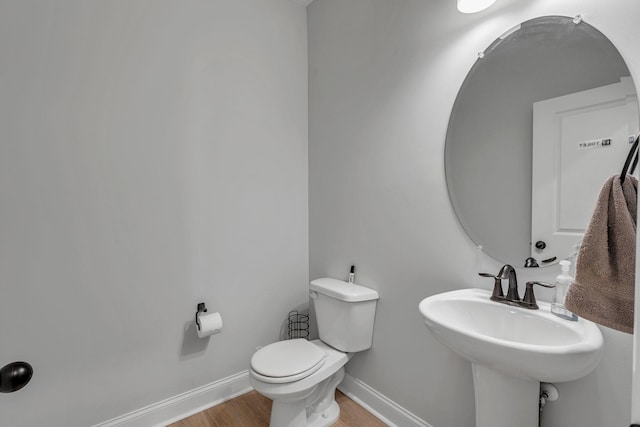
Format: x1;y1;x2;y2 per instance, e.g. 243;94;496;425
265;367;344;427
307;400;339;427
270;399;309;427
270;398;340;427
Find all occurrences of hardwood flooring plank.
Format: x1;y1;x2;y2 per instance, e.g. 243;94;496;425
335;391;387;427
170;412;211;427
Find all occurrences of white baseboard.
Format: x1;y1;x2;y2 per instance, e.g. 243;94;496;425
93;370;429;427
338;373;432;427
92;371;252;427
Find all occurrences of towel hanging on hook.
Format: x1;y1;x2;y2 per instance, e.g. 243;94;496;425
620;134;640;184
565;141;638;334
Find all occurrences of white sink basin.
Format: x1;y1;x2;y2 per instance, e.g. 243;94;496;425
419;288;603;383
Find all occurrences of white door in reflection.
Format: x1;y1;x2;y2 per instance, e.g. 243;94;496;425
531;77;638;263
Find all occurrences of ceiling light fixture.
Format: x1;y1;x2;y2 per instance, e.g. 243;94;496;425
457;0;497;13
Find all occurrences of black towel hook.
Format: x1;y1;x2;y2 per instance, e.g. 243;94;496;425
620;134;639;184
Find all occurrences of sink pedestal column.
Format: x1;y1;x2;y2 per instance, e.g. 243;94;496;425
472;364;539;427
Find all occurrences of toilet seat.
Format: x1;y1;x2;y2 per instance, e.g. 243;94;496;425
251;339;326;384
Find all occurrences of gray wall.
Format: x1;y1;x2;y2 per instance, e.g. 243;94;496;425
0;1;309;426
308;0;637;426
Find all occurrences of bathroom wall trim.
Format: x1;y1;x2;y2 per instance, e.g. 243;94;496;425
338;373;432;427
91;371;252;427
92;370;428;427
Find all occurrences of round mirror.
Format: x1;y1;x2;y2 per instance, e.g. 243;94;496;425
445;16;638;267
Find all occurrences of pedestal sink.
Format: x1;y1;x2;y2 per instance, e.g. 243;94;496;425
419;288;603;427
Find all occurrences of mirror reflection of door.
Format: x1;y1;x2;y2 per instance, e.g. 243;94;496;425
531;77;639;262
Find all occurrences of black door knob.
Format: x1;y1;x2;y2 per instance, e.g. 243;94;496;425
535;241;546;250
0;361;33;393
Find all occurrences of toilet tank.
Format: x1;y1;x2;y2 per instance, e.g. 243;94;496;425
309;278;379;352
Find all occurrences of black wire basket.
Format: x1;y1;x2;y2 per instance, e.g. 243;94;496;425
287;310;309;340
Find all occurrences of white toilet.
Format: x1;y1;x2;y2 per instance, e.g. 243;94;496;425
249;277;379;427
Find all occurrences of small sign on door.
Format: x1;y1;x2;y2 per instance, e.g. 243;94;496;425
577;138;612;149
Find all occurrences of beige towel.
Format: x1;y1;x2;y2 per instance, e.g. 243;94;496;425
565;175;637;334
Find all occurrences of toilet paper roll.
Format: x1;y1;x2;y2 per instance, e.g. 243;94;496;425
196;312;223;338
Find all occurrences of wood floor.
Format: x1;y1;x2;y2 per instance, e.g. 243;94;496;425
168;390;388;427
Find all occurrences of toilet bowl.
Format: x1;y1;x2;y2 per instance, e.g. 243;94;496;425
249;278;379;427
250;339;351;427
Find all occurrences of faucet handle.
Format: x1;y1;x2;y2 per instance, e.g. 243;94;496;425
479;273;505;301
521;281;555;309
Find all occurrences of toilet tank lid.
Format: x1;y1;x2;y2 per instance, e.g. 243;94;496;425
310;278;379;302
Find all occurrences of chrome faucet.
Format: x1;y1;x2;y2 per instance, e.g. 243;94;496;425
479;265;554;310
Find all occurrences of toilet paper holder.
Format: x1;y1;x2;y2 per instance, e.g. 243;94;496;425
195;302;207;331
